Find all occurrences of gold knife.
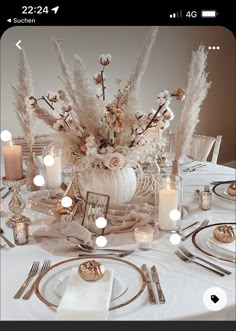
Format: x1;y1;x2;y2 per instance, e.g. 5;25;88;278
141;264;157;304
151;266;166;304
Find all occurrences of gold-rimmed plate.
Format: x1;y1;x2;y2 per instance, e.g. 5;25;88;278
212;182;236;201
34;255;146;311
192;223;236;263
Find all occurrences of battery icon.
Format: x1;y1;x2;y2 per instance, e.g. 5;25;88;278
201;10;217;17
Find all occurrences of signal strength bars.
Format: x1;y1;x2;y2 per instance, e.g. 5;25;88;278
170;10;182;18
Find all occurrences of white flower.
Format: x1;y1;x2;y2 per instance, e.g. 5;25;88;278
61;103;72;113
158;91;165;98
53;110;62;120
135;111;144;120
157;97;166;106
53;119;65;130
163;120;170;129
99;54;112;66
99;147;108;154
96;87;103;98
104;152;125;170
162;107;174;120
137;137;146;146
47;90;59;102
86;147;98;156
86;135;97;148
148;109;156;119
58;90;66;101
25;96;37;110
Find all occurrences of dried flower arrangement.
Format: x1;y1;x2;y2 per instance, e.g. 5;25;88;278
22;27;186;175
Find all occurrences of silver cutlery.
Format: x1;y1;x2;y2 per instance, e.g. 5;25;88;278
178;246;231;275
13;261;40;299
151;265;165;304
178;221;200;234
22;259;51;299
183;164;206;172
0;227;15;248
0;187;7;193
141;264;157;304
0;244;6;249
181;219;209;241
78;250;134;258
175;251;225;277
182;163;202;171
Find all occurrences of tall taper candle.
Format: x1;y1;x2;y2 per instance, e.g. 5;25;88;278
3;143;23;180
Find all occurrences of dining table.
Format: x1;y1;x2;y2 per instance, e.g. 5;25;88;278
0;161;235;321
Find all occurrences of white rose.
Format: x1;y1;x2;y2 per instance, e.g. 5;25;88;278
104;153;125;170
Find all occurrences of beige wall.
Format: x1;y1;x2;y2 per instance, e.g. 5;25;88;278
1;26;235;164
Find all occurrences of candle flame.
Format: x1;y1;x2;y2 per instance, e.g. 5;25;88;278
9;139;13;148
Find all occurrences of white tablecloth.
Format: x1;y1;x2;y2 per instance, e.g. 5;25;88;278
1;162;235;320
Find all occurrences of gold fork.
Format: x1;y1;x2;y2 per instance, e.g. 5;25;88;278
22;260;51;300
14;261;40;299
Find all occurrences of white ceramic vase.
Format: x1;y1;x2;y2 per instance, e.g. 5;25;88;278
80;167;137;204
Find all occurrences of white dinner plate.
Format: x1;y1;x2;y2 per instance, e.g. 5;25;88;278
192;223;236;263
212;182;236;201
35;256;146;311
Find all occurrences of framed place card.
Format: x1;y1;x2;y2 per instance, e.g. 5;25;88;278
81;191;110;235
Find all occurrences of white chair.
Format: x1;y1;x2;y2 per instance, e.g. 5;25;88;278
188;134;222;164
167;133;222;164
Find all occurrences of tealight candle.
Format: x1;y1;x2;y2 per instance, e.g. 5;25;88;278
12;222;29;245
134;226;154;250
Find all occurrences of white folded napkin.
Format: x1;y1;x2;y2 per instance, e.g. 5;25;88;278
208;235;236;255
56;267;113;320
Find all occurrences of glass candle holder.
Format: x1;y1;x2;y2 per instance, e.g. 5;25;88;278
157;174;182;232
134;226;154;250
43;143;62;190
199;191;212;210
12;222;29;245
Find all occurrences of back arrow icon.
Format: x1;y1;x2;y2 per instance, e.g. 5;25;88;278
16;40;22;50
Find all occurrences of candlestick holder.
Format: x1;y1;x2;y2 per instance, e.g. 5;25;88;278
2;176;31;228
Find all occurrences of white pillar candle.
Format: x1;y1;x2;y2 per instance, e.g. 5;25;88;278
158;180;180;231
45;155;62;189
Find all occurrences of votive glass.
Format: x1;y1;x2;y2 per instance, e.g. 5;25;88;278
134;225;154;250
12;222;29;245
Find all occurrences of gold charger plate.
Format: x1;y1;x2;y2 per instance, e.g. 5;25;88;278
34;255;146;311
192;222;236;263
